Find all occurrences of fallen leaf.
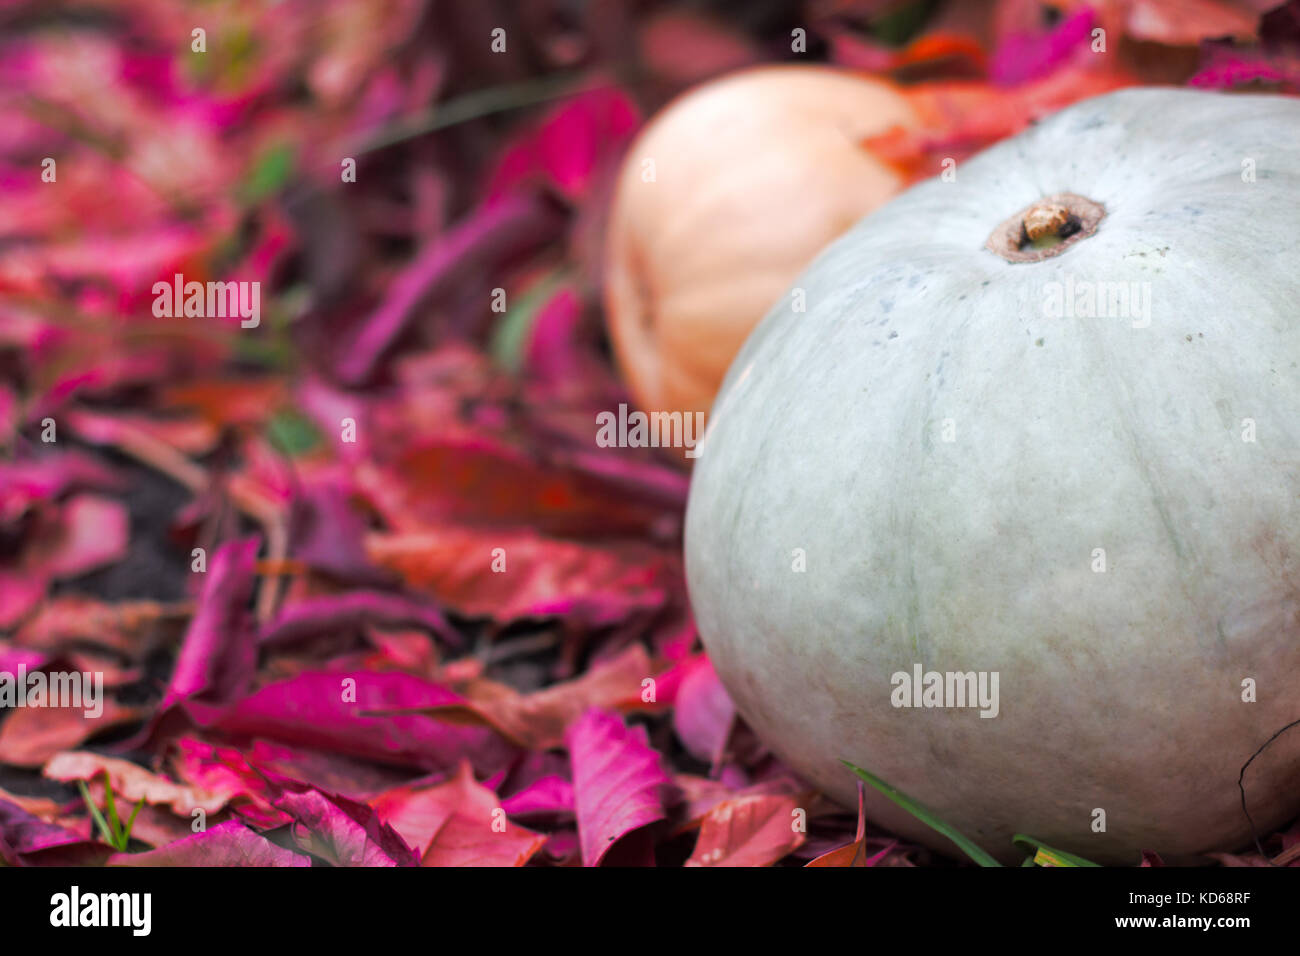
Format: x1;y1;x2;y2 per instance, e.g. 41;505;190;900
371;762;546;865
275;786;420;867
0;699;144;767
0;797;87;862
259;590;461;650
500;775;575;821
367;526;673;626
202;670;517;774
416;642;655;749
566;708;672;867
806;838;897;867
43;751;229;815
107;820;309;866
686;793;805;867
162;536;260;709
671;654;735;764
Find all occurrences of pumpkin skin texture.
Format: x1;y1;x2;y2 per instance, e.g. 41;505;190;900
684;88;1300;865
604;66;916;418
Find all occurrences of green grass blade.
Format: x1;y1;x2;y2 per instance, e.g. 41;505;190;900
1012;834;1101;867
77;780;115;846
841;760;1003;867
121;798;146;849
101;770;123;848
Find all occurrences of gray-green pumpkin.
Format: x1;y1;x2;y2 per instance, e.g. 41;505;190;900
684;88;1300;865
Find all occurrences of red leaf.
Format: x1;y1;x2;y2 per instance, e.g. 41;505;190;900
367;527;674;627
637;11;762;86
361;432;676;538
413;643;655;749
0;700;144;767
1124;0;1257;46
806;839;897;868
336;195;561;385
686;794;805;867
992;7;1097;85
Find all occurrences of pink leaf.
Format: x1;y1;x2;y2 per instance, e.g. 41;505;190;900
258;589;461;650
38;493;129;579
485;88;640;203
107;820;309;867
274;787;419;867
566;708;672;867
671;655;736;764
371;762;546;866
992;8;1096;85
336;194;560;385
0;797;86;862
500;775;575;821
162;536;260;710
201;670;516;775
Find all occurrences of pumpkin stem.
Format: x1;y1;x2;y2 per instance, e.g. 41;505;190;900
986;193;1105;264
1023;201;1073;242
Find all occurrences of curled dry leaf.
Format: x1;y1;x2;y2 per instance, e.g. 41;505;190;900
43;751;229;816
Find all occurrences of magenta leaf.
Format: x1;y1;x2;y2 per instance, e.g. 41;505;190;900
258;590;462;650
274;787;419;867
202;670;517;774
335;194;561;385
107;820;309;867
565;709;673;867
0;797;85;862
161;536;261;710
500;774;575;821
671;655;736;764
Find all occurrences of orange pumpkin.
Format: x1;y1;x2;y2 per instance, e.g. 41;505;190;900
604;65;917;419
